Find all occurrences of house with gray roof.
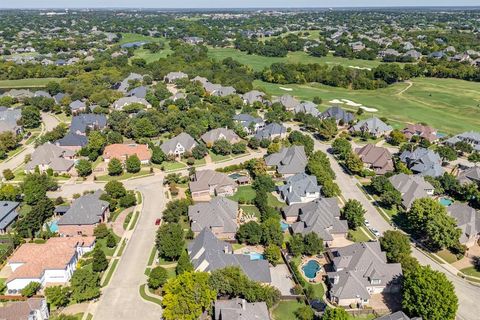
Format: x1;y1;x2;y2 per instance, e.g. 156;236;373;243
320;106;355;124
445;131;480;152
0;107;22;134
389;173;434;209
164;71;188;83
69;100;86;115
457;166;480;186
233;114;265;134
34;90;51;99
275;94;300;111
294;101;320;117
189;169;237;202
57;190;109;237
288;198;348;246
127;86;147;99
55;133;88;152
399;148;444;177
376;311;421;320
242;90;267;105
212;86;236;97
2;89;33;101
350;117;393;138
188;197;239;239
201;128;241;146
0;298;49;320
117;73;143;93
214;299;270;320
160;132;198;158
265;146;307;177
447;203;480;247
25;143;75;174
188;228;271;283
112;96;151;110
278;173;321;205
69;114;107;136
327;242;402;307
0;201;20;234
53;92;66;105
404;50;422;60
254;123;287;141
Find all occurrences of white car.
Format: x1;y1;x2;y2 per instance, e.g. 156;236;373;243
371;228;381;237
364;220;370;227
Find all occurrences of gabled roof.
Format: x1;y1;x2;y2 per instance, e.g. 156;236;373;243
103;143;152;162
320;106;355;123
276;94;300;110
25;143;75;172
188;197;238;233
201;128;240;145
0;298;46;320
189;169;236;193
389;173;434;209
242;90;266;105
294;101;320;117
58;190;108;225
278;173;321;204
69;113;107;134
69;100;86;111
351;117;392;135
265;146;307;175
289;198;347;240
0;201;20;230
254;123;286;140
399;148;444;177
233;114;264;128
113;96;151;110
118;73;143;93
457;166;480;185
214;298;270;320
160;132;197;154
56;133;88;148
127;86;147;99
447;203;480;244
0;108;21;133
376;311;420;320
355;144;394;174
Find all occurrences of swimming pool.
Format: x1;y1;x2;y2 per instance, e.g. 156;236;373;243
280;221;290;232
439;197;453;207
302;260;321;279
48;220;59;233
244;252;264;261
228;173;243;180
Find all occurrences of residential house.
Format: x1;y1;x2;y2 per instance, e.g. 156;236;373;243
189;169;237;202
350;117;393;138
404;50;422;60
399;147;444;177
127;86;147;99
69;114;107;136
0;298;49;320
355;144;394;175
402;124;438;142
389;173;434;209
68;100;86;115
326;242;402;307
457;166;480;186
53;92;66;105
188;228;271;283
376;311;421;320
265;146;308;177
294;101;320;117
277;173;321;205
164;71;188;83
117;73;143;93
320;106;355;124
0;107;22;135
288;198;348;247
112;96;151;110
103;143;152;165
275;94;300;111
160;132;198;158
201;128;241;147
2;89;34;101
57;190;109;236
447;203;480;247
379;48;401;58
25;143;75;174
254;123;287;141
445;131;480;152
34;90;51;98
242;90;267;105
233;114;265;134
184;37;204;44
188;197;239;239
6;236;95;292
214;299;270;320
0;201;20;234
55;133;88;152
212;86;236;97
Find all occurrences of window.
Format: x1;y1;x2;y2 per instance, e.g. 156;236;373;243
371;279;381;285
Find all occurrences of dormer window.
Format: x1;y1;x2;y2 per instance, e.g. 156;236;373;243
370;279;381;285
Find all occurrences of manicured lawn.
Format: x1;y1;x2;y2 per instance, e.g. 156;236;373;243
96;233;121;257
147;247;157;266
165;267;176;279
0;77;63;88
348;227;372;242
267;193;285;208
128;211;140;230
307;282;325;300
139;284;162;306
96;169;151;182
254;77;480;134
162;161;187;171
436;249;459;264
240;205;261;219
102;258;119;287
117;239;127;257
272;300;306;320
119;33;158;45
460;266;480;278
131;47;173;64
209;150;231;162
208;48;384;72
228;185;256;203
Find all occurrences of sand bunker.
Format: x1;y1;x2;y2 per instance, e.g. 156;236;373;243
360;106;378;112
279;87;293;91
349;66;372;71
329;99;344;104
342;99;362;107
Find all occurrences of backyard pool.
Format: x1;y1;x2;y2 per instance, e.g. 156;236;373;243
302;260;321;279
228;173;243;180
48;220;59;233
439;197;453;207
244;252;264;261
280;221;290;232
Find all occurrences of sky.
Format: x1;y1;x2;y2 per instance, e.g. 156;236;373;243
1;1;479;9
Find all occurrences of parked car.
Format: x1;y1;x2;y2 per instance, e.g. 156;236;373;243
364;219;370;227
155;218;161;225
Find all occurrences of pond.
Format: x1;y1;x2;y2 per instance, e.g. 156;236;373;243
302;260;321;279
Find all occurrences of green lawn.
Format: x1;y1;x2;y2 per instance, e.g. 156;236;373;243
436;249;459;264
348;227;372;242
272;300;306;320
240;205;261;219
131;47;173;64
460;266;480;278
139;284;162;306
208;48;384;72
128;211;140;231
209;150;232;162
0;77;63;88
96;233;121;257
254;77;480;134
101;258;119;287
162;161;187;171
267;193;285;208
96;169;151;182
119;33;159;45
307;282;325;300
228;185;256;203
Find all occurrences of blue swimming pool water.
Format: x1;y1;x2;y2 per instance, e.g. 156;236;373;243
49;221;59;232
280;221;290;231
245;252;264;261
439;197;453;207
228;173;243;179
302;260;321;279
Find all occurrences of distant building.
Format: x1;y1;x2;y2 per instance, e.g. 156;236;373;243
402;124;438;143
445;131;480;152
320;106;355;124
350;117;392;138
233;114;265;134
254;123;287;141
0;107;22;135
265;146;308;177
447;203;480;248
0;201;20;234
103;143;152;164
25;143;75;174
164;71;188;83
214;298;270;320
160;132;198;158
457;166;480;186
201;128;241;146
189;169;237;202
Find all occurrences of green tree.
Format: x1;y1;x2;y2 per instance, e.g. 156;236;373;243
252;174;275;192
70;268;100;302
264;244;281;266
303;232;324;256
437;145;457;162
379;230;411;263
342;199;365;230
321;180;341;197
295;306;315;320
317;118;338;140
148;266;168;289
45;285;71;307
151;146;166;164
106;232;117;248
331;137;352;160
288;131;314;155
86;131;106;155
380;189;402;209
402;265;458;320
236;221;262;245
21;173;57;205
388;129;407;146
345;152;364;174
21;106;41;128
176;251;194;275
261;218;283;246
108;158;123;176
119;191;137;208
76;159;92;177
93;223;110;238
21;281;41;297
162;198;190;223
212;139;233;155
92;247;108;273
0;184;21;201
162;272;217;320
156;223;185;261
104;180;127;199
125;154;141;173
2;169;14;181
467;152;480;165
288;233;304;257
322;307;349;320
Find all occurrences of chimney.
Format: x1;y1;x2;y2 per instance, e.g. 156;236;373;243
241;299;246;310
224;245;230;254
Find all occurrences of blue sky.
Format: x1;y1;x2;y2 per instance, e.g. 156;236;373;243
1;1;479;9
